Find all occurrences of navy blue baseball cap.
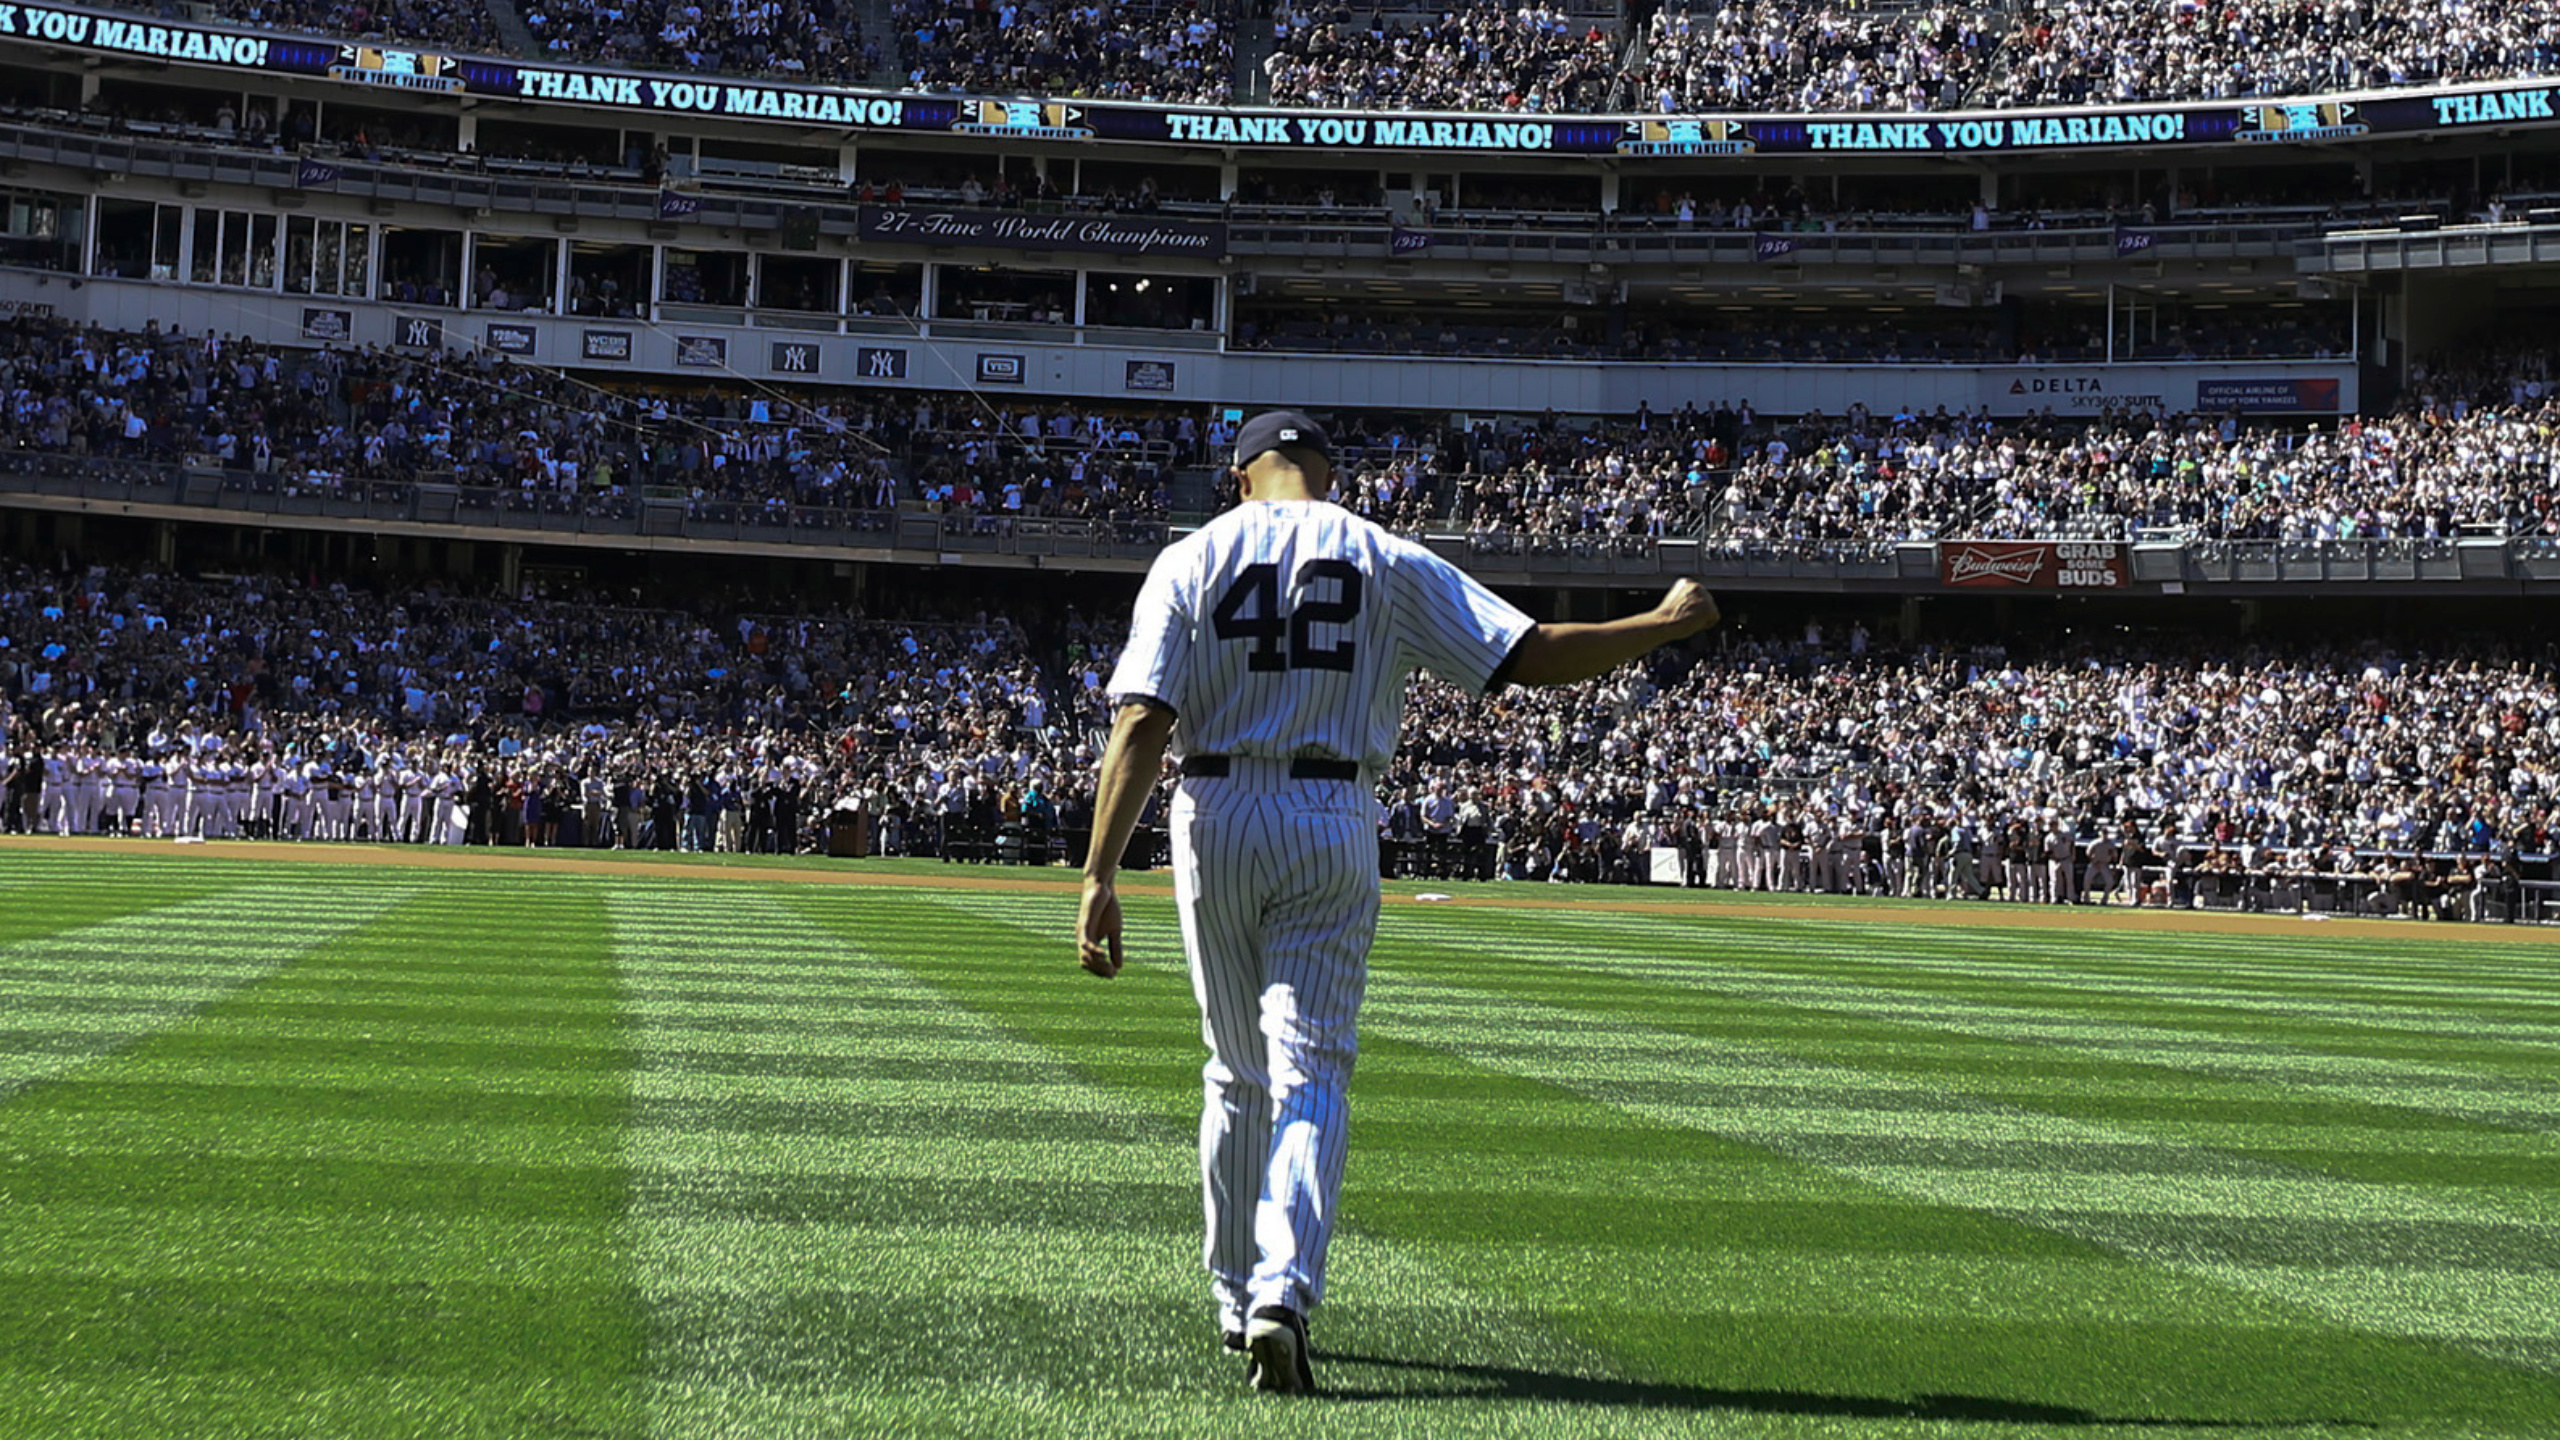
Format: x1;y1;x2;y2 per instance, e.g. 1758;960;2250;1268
1233;409;1330;468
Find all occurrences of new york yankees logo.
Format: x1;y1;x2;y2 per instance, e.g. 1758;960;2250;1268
399;317;442;349
772;342;818;374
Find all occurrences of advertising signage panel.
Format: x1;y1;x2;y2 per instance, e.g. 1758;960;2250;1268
0;2;2550;158
1939;542;2128;590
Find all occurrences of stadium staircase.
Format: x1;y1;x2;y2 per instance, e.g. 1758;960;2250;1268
1230;8;1275;103
1606;2;1648;111
484;0;542;58
1168;465;1221;514
856;0;905;88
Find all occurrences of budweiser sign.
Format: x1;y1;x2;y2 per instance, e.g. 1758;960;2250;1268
1938;541;2127;589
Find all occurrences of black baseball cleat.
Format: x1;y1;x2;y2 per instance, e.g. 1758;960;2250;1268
1223;1329;1246;1353
1243;1305;1315;1394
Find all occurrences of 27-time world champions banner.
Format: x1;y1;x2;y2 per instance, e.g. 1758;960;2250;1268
0;0;2546;157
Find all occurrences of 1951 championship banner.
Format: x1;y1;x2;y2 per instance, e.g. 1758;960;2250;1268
1939;541;2128;589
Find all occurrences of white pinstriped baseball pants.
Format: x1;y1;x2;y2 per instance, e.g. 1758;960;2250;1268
1170;761;1378;1330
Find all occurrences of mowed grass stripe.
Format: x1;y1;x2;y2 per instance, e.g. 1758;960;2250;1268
1379;910;2560;1215
1717;927;2560;1045
1403;909;2560;1134
1646;915;2560;1056
1531;908;2560;1068
1619;910;2560;986
795;891;2406;1431
0;871;242;950
0;876;428;1100
1354;929;2560;1397
785;890;1742;1415
916;896;2560;1424
0;878;644;1440
9;853;2555;1436
612;888;1616;1427
947;897;2560;1230
608;887;1264;1424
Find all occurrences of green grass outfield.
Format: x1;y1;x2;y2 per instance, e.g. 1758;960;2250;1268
2;842;2556;1440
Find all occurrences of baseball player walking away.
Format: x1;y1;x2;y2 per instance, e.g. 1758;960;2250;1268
1074;410;1721;1395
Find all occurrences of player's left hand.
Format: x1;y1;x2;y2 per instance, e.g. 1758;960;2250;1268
1077;879;1125;978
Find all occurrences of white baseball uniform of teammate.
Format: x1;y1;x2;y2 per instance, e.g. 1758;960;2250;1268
189;762;216;838
70;750;104;834
398;765;428;844
280;764;311;840
138;758;169;836
102;756;138;834
1075;410;1720;1396
41;750;70;834
171;759;199;837
430;769;461;844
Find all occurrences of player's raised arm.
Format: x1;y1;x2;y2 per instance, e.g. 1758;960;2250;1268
1077;698;1175;979
1498;579;1721;688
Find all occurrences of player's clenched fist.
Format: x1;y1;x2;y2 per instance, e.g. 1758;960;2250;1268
1655;579;1721;639
1077;879;1125;978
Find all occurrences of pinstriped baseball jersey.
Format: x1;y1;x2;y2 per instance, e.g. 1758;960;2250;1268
1109;499;1533;770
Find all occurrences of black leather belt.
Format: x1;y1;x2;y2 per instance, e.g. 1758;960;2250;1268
1181;755;1362;782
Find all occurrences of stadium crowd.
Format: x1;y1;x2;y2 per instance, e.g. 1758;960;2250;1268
8;557;2554;921
891;0;1235;103
157;0;2560;114
1105;620;2560;915
1700;374;2560;544
0;319;1174;529
12;316;2560;547
196;0;502;53
523;0;881;82
1623;1;1993;114
1261;2;1619;111
1310;367;2560;548
0;562;1074;855
1977;0;2560;109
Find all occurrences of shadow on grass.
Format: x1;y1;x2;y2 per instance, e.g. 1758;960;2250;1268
1312;1351;2373;1429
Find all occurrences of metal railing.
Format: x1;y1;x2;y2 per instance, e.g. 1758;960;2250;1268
9;452;2560;587
0;452;1169;558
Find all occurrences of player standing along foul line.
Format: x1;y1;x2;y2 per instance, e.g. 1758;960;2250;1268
1075;409;1722;1394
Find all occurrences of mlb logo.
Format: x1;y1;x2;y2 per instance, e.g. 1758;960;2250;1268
2250;101;2355;133
975;99;1079;130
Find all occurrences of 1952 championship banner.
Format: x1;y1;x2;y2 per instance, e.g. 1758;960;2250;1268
7;0;2560;157
1939;541;2128;589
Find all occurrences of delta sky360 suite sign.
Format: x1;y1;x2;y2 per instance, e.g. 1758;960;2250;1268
4;0;2558;158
